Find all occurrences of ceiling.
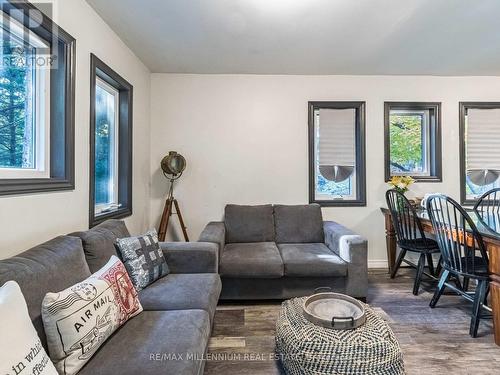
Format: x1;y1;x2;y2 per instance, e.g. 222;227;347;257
86;0;500;75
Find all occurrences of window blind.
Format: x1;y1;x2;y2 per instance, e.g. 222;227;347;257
317;108;355;182
466;108;500;185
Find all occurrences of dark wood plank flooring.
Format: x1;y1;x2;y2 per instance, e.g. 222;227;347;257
205;269;500;374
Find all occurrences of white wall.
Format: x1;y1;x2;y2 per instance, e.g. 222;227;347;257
150;74;500;265
0;0;151;259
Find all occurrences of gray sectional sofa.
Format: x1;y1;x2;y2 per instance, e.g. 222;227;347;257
0;220;221;375
199;204;368;300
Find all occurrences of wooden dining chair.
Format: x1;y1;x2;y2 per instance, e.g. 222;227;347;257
427;194;490;338
385;189;441;295
474;187;500;214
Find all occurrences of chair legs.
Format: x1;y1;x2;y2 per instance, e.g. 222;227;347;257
470;280;488;338
413;253;427;295
430;270;450;308
392;249;437;295
435;255;442;276
462;277;470;292
430;270;488;338
391;248;407;279
484;285;490;307
453;276;463;290
426;253;435;276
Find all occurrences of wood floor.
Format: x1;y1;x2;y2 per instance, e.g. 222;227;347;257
205;269;500;375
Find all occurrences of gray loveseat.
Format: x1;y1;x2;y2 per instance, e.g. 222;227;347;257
0;220;221;375
199;204;368;300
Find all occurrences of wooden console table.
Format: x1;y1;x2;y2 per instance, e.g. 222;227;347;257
381;206;500;346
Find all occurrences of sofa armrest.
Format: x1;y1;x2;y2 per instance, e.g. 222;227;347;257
198;221;225;252
324;221;368;298
159;242;218;274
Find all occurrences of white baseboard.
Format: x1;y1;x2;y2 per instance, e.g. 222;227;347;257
368;260;388;269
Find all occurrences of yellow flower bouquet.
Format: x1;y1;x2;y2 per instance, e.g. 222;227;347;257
388;176;415;195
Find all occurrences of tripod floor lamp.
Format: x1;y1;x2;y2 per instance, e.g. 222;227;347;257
158;151;189;242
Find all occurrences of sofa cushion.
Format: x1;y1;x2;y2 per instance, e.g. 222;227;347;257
161;242;219;274
0;236;91;350
42;256;143;375
278;243;347;277
224;204;275;243
115;229;169;291
220;242;283;278
0;281;58;375
274;204;324;243
78;310;210;375
138;273;221;323
71;219;130;273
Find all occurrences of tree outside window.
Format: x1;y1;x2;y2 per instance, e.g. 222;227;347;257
384;102;441;183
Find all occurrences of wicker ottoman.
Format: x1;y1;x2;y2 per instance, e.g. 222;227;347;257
276;297;405;375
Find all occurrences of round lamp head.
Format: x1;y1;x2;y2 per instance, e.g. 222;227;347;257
161;151;186;177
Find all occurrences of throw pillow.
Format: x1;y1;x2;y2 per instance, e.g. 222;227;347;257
41;256;142;375
0;281;58;375
115;229;169;291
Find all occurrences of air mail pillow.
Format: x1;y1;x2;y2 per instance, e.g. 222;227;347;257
1;281;58;375
41;256;142;375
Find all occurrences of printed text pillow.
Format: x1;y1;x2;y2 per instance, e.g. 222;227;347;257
1;281;58;375
115;229;169;290
41;256;142;375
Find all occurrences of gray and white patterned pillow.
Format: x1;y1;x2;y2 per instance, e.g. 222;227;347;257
115;229;169;291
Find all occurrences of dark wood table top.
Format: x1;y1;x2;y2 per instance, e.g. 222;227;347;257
380;206;500;243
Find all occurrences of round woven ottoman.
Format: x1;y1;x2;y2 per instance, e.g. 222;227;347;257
276;297;405;375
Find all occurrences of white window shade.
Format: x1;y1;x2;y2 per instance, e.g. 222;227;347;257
466;108;500;185
317;108;355;182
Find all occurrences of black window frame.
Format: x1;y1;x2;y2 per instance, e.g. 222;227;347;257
384;102;442;183
308;101;366;207
0;0;75;196
459;101;500;206
89;54;133;228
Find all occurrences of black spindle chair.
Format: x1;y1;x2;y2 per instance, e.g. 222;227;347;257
385;189;441;295
469;188;500;292
427;194;490;338
474;188;500;214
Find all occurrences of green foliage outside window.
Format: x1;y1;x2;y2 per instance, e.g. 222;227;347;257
389;114;423;173
0;39;33;169
94;84;115;205
317;173;351;196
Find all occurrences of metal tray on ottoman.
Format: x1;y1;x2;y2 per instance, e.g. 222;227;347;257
276;297;405;375
303;292;366;330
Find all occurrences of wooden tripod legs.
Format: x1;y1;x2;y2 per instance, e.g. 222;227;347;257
158;197;189;242
173;199;189;241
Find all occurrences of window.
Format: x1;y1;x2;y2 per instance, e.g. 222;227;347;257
384;102;441;182
0;14;49;178
90;54;132;227
308;101;366;206
460;102;500;205
94;78;119;214
0;1;75;195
